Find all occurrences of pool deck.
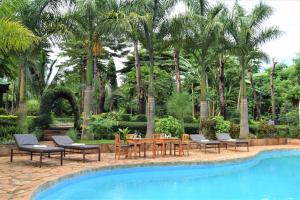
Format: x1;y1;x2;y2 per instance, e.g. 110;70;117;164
1;145;300;200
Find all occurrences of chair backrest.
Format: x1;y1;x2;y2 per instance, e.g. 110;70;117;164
190;134;206;141
14;134;39;147
126;134;137;139
216;133;232;140
152;133;162;139
52;135;74;146
182;134;190;143
115;134;121;145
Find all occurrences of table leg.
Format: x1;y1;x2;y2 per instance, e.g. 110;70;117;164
134;143;137;159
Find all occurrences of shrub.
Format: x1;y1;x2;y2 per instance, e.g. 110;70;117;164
167;92;192;121
183;116;194;123
66;128;79;141
119;114;131;121
118;127;130;141
27;99;40;116
257;120;277;138
212;116;231;133
117;121;147;136
31;127;43;140
249;125;258;135
133;114;147;122
0;126;22;143
279;102;299;125
288;126;300;138
0;108;8;115
184;123;199;134
229;123;240;139
200;119;217;140
155;116;183;137
88;116;118;139
0;115;17;126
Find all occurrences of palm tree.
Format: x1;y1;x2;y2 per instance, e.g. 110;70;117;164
226;2;281;138
184;0;224;128
159;15;190;93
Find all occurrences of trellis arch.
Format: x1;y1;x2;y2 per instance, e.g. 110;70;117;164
37;87;80;129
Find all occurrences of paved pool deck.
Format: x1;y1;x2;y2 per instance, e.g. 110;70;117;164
1;145;300;200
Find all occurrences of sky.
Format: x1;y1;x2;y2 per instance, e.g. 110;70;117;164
49;0;300;83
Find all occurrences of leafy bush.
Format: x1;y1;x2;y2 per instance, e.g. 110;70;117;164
287;126;300;138
119;114;131;121
0;115;17;126
0;126;22;143
66;128;79;141
183;116;194;123
249;125;258;135
31;127;43;140
279;102;299;125
118;127;130;141
88;116;118;139
184;123;199;134
0;108;8;115
167;92;192;121
229;123;240;139
212;116;231;133
257;120;277;138
27;99;40;116
132;114;147;122
155;116;183;137
200;119;217;139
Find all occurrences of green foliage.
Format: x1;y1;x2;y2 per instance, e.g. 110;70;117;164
183;116;194;123
167;92;192;121
155;116;183;137
88;115;118;140
200;119;217;140
279;102;299;125
118;127;130;141
27;99;40;116
119;114;131;121
37;87;80;129
212;116;231;133
30;127;43;140
0;108;8;115
229;123;240;139
0;115;17;126
0;126;22;144
66;128;79;142
132;114;147;122
257;120;278;138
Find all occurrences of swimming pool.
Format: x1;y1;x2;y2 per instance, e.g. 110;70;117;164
33;150;300;200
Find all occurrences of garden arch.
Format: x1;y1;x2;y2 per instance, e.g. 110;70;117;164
38;87;80;129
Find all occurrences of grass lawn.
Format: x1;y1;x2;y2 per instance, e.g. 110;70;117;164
78;139;114;145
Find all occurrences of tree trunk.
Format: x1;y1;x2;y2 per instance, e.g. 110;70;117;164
298;100;300;125
270;58;277;121
249;70;261;120
98;77;106;114
82;42;94;139
173;49;181;93
239;65;249;139
134;40;145;114
145;35;155;138
200;66;208;120
17;64;27;133
218;55;226;119
191;83;195;118
92;56;98;113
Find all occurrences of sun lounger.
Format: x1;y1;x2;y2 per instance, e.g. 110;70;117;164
216;133;249;151
190;134;220;153
52;135;100;162
11;134;64;167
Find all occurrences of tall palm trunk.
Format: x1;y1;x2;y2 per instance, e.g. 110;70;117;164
270;58;277;121
218;55;226;118
133;40;145;114
200;64;208;120
17;63;27;132
191;83;195;118
145;33;155;138
173;49;181;93
239;63;249;139
82;41;94;139
98;76;106;114
249;70;261;120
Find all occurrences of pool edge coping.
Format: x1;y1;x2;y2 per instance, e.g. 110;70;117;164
30;147;300;199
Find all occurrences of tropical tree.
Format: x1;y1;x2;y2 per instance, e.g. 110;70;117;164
226;2;281;138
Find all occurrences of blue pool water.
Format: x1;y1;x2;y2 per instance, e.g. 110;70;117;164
34;150;300;200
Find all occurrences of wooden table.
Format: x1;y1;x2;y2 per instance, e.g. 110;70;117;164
126;138;182;159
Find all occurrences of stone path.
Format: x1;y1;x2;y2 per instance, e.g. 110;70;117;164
1;145;299;200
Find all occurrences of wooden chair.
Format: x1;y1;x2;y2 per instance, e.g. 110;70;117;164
174;134;190;156
115;134;133;159
126;134;141;157
152;133;164;155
